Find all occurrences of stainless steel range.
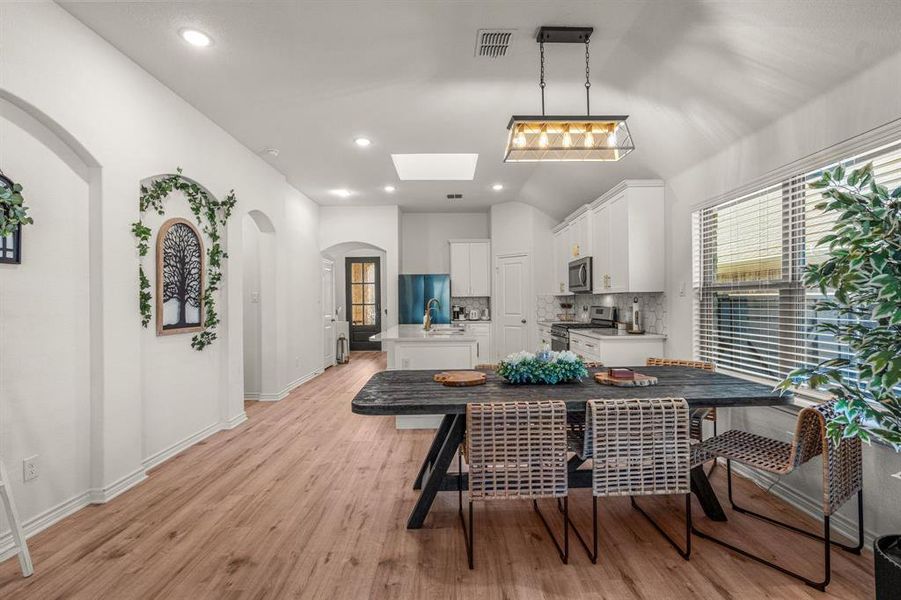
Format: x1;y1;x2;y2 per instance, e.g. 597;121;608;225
549;306;618;351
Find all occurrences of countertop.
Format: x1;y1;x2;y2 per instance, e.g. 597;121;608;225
370;325;477;343
452;319;492;324
569;328;667;341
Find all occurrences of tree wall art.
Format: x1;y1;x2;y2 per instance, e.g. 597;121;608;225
156;218;204;335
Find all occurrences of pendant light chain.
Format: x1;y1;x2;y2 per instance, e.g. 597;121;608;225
584;39;591;115
539;40;546;116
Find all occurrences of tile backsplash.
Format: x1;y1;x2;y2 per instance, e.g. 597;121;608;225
451;296;490;315
537;292;666;334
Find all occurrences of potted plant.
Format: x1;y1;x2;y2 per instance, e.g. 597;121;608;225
777;162;900;598
0;171;32;238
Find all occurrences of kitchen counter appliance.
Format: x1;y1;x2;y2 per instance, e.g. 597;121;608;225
568;257;593;293
549;306;617;351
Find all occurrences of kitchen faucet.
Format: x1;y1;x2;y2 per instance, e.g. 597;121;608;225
423;298;440;331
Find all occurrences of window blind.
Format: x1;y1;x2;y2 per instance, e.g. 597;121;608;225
693;139;901;383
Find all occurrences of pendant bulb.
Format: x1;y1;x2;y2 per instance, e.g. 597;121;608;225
562;125;572;148
583;124;594;148
538;127;548;148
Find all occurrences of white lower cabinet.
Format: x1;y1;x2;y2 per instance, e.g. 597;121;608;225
465;323;491;365
537;324;552;349
569;331;665;367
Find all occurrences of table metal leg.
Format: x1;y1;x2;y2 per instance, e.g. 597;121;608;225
413;414;455;490
407;414;465;529
691;464;727;522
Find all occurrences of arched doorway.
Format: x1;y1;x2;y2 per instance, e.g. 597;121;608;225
321;241;387;353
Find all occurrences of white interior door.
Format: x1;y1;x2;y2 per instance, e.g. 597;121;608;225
495;253;533;360
322;259;336;368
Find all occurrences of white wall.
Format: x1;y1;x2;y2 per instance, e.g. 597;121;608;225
0;2;323;557
490;202;557;356
242;215;262;396
400;212;489;274
663;49;901;541
0;103;92;537
320;205;400;330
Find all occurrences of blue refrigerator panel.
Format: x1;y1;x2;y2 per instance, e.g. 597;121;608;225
398;274;451;325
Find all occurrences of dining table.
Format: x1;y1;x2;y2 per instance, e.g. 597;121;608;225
351;365;791;529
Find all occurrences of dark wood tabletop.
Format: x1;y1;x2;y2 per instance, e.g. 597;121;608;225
352;365;790;416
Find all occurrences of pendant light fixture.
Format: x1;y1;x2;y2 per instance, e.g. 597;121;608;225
504;27;634;163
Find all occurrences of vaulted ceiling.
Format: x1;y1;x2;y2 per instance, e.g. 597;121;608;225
61;1;901;219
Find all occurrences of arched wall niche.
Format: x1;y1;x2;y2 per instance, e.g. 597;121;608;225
242;208;279;399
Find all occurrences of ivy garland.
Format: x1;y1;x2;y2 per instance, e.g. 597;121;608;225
133;168;237;350
0;174;33;237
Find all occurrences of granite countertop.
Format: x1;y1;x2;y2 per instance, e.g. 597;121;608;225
569;328;667;341
453;319;492;324
370;325;477;343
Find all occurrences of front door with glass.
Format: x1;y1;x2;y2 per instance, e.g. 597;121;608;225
345;257;381;351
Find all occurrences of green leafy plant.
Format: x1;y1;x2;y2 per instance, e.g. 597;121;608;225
133;168;237;350
0;176;33;237
777;163;900;450
496;350;589;384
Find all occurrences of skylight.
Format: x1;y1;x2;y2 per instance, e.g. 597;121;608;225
390;154;478;181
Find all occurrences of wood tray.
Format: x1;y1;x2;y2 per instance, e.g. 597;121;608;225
433;371;487;387
594;372;658;387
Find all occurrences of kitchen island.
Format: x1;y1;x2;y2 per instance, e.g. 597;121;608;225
370;324;479;429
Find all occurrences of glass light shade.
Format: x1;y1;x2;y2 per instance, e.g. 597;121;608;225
504;116;634;162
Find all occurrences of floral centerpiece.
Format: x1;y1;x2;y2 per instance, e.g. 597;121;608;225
496;349;589;384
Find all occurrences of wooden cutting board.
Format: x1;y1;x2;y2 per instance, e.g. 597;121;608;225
594;372;658;387
433;371;487;387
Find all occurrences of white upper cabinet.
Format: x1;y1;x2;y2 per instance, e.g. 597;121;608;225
449;240;491;297
469;242;490;296
569;211;591;258
588;181;665;293
552;224;570;294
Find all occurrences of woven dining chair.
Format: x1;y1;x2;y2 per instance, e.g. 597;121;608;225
569;398;693;563
460;400;569;569
693;399;863;592
647;358;718;475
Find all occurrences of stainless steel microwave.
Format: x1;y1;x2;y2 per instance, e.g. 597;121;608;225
568;257;592;293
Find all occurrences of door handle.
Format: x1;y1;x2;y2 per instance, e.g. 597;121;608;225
521;319;527;324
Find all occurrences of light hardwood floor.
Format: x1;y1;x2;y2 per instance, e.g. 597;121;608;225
0;351;874;599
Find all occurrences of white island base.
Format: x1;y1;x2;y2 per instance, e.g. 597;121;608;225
370;325;477;429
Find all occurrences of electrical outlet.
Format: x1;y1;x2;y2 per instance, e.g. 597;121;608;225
23;456;38;482
401;358;411;369
295;356;301;367
250;291;260;304
891;471;901;481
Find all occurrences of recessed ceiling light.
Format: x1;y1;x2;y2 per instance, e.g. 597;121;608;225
180;29;212;47
492;183;504;191
329;189;352;198
391;154;479;181
383;185;396;193
354;137;372;147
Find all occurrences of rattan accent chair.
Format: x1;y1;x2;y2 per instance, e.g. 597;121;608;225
693;399;864;591
460;400;569;569
570;398;693;563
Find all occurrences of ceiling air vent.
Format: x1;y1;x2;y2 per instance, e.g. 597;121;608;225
447;193;463;200
474;29;514;58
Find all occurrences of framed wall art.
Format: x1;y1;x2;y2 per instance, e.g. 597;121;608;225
156;217;204;335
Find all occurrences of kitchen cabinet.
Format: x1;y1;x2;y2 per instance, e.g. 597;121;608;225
588;181;665;293
551;225;569;294
569;210;591;259
537;323;553;348
465;322;491;365
570;330;665;366
449;240;490;297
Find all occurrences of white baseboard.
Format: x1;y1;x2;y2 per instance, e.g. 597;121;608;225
0;489;92;563
730;462;875;549
142;421;225;472
87;467;148;504
395;415;443;429
253;368;325;402
223;411;248;429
